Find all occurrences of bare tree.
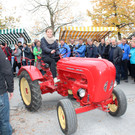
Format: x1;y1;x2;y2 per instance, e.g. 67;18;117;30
28;0;81;36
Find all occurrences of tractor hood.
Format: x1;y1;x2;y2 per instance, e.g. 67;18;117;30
57;57;114;71
57;57;116;103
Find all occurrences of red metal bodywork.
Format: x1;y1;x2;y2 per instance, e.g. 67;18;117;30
18;66;44;81
18;57;116;114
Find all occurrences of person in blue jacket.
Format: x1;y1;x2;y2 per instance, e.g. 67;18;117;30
118;38;130;82
59;39;71;58
73;38;86;57
129;40;135;83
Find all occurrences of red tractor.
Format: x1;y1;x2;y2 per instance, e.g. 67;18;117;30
18;51;127;135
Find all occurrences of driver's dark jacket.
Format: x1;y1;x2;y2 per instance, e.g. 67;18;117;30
41;37;59;58
0;48;14;95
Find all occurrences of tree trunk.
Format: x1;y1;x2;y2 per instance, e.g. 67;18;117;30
118;31;121;40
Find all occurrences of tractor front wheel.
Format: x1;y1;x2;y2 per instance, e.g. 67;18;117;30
108;89;127;117
19;71;42;111
57;99;77;135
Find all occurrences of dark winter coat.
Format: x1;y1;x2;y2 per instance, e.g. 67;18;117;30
29;49;35;60
98;43;105;58
86;44;98;58
0;48;14;95
109;46;123;65
22;46;31;59
19;45;23;51
103;44;110;60
41;37;59;58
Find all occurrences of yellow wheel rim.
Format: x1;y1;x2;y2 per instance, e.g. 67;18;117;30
20;77;31;106
108;94;118;112
58;106;66;130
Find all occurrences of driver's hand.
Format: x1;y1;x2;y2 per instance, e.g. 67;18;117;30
51;50;56;54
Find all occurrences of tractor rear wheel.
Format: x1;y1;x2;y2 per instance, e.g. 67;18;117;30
19;71;42;111
57;99;77;135
108;89;127;117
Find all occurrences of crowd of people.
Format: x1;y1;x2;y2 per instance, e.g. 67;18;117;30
0;27;135;135
0;28;135;85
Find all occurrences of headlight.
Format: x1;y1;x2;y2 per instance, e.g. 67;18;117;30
77;89;86;98
114;81;117;87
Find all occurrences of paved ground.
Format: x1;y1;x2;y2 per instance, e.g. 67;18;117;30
10;77;135;135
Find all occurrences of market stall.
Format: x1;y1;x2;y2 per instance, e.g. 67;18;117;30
0;28;31;45
59;26;117;43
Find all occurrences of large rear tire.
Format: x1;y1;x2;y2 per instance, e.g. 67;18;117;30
108;89;127;117
57;99;77;135
19;71;42;111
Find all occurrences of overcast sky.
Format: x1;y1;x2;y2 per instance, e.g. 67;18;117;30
1;0;93;39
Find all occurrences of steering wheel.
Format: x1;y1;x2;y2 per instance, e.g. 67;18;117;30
72;51;80;57
55;47;68;59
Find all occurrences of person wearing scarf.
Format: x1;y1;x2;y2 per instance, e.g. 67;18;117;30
41;28;59;83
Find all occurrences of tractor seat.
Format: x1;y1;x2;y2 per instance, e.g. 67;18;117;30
37;56;49;69
41;62;49;69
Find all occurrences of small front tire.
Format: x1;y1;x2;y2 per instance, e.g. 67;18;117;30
57;99;77;135
108;89;127;117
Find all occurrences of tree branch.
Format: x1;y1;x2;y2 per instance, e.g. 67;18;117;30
54;0;72;14
54;19;77;35
103;14;115;23
53;0;60;12
119;23;134;29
